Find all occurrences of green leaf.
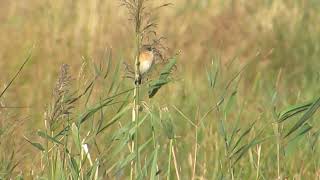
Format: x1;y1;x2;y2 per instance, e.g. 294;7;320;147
93;62;101;76
161;115;175;140
218;118;228;146
69;156;80;179
224;91;237;118
24;137;45;151
110;114;149;157
148;58;176;98
231;138;266;166
285;97;320;138
128;114;149;135
87;160;99;180
116;138;152;172
206;59;219;89
104;49;112;79
53;151;66;180
78;99;113;124
71;123;81;152
150;147;159;180
37;130;63;145
288;123;312;143
230;121;256;153
54;88;134;138
137;148;158;180
97;104;131;134
278;102;313;122
228;107;244;148
107;58;122;96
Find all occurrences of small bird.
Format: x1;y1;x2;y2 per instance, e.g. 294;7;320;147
123;45;158;84
139;45;154;75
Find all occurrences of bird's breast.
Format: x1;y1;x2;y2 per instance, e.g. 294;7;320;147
139;52;154;74
140;60;153;74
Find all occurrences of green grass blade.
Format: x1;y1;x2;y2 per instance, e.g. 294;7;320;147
231;138;265;166
285;97;320;137
148;58;177;98
224;91;237;118
230;121;255;153
150;147;159;180
228;106;244;148
288;123;312;143
278;102;313;122
69;156;80;179
37;130;63;145
97;104;131;134
24;137;45;151
71;123;81;152
78;99;113;125
0;53;31;99
206;59;219;89
104;49;112;79
107;58;122;96
116;138;152;173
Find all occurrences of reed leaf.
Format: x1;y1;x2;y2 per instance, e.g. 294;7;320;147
148;58;176;98
285;97;320;137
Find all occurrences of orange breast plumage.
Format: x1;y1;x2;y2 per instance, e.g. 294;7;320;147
139;51;154;74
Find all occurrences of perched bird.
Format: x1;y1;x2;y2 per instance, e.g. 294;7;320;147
139;45;154;75
123;45;158;84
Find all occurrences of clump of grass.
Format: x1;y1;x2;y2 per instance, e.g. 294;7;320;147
120;0;176;179
45;64;73;131
0;54;31;179
25;63;99;179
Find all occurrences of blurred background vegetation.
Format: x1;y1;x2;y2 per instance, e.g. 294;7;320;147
0;0;320;179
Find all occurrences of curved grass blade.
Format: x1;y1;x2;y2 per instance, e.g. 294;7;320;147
278;102;313;123
150;147;159;180
224;90;237;118
78;99;114;125
54;89;134;138
148;58;176;98
97;104;131;134
107;59;122;96
285;97;320;138
24;136;45;151
0;53;31;99
228;106;244;148
69;156;80;179
104;48;112;79
230;121;256;153
206;59;219;89
115;138;152;174
231;138;266;166
287;123;312;143
37;130;63;145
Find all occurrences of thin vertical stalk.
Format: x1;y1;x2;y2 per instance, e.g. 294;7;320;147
151;113;160;180
276;123;281;180
172;143;181;180
220;116;234;180
132;0;143;176
228;156;235;180
255;145;261;180
131;37;141;180
275;69;282;180
167;139;173;180
191;125;198;180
